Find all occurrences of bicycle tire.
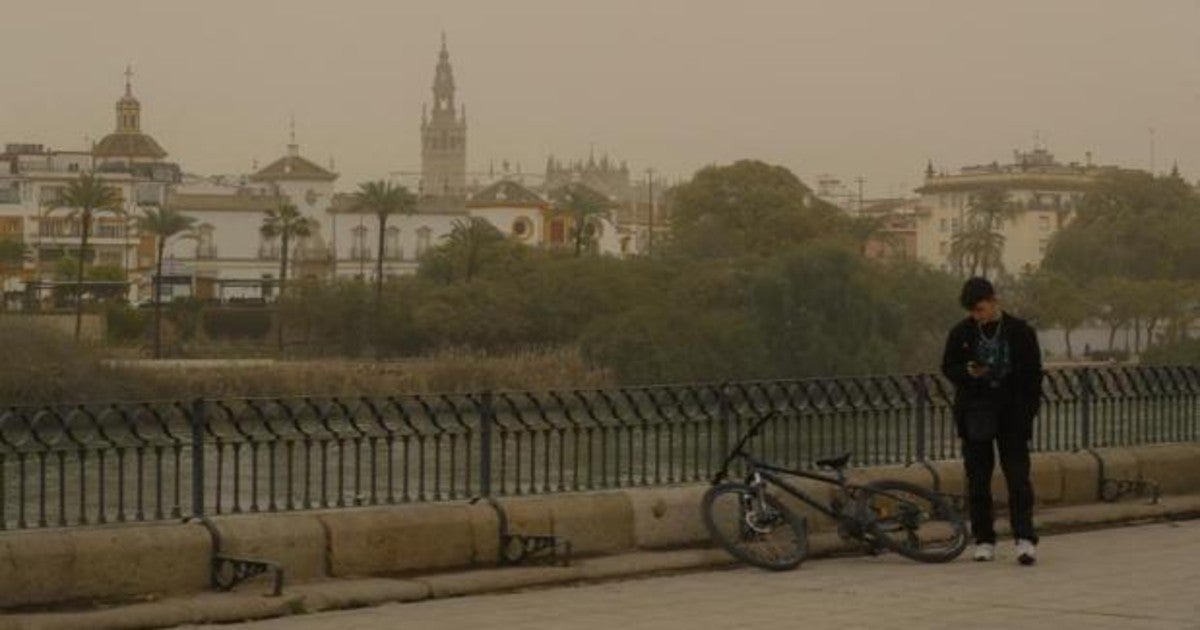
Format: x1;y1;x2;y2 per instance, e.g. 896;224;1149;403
855;479;967;563
701;482;808;571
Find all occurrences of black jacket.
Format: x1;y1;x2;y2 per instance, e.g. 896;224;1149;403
940;312;1043;440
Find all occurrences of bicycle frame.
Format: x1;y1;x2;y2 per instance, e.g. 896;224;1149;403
738;455;863;524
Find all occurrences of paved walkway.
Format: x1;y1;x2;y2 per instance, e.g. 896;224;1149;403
194;520;1200;630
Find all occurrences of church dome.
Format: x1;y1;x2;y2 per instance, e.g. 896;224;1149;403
93;66;169;161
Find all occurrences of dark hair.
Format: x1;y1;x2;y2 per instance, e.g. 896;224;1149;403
959;277;995;310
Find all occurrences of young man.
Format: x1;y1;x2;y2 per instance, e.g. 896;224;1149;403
941;277;1043;565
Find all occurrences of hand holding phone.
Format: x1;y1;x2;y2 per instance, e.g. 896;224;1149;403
967;361;991;378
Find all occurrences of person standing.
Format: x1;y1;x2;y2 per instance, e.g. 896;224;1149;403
941;277;1043;565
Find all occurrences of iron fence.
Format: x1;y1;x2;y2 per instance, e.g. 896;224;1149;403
2;365;1198;531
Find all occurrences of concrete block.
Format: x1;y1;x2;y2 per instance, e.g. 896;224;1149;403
0;523;210;609
211;513;328;582
318;504;478;577
926;459;966;498
1052;450;1101;505
1028;453;1064;506
768;475;841;534
465;501;501;567
546;492;635;556
1092;446;1141;486
622;485;709;550
497;493;635;557
1128;443;1200;495
845;463;936;491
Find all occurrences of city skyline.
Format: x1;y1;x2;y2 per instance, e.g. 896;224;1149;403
2;0;1198;196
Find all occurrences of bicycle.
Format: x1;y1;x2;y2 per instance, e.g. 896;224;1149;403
701;412;968;570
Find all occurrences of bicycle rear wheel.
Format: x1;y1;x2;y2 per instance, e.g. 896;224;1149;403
855;479;967;563
701;483;808;571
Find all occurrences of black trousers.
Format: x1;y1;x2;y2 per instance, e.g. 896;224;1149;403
961;431;1038;545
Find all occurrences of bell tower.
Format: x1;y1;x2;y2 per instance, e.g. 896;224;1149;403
420;34;467;199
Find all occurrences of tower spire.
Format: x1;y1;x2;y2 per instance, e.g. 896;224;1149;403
124;64;134;97
432;33;455;113
287;113;299;157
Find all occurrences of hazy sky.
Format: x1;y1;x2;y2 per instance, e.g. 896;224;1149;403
2;0;1198;197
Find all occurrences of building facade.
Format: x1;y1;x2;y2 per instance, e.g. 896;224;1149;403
914;147;1117;277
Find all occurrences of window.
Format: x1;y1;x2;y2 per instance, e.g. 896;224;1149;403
1038;215;1051;232
939;241;948;255
1038;238;1049;254
384;226;401;259
415;227;432;257
196;224;216;259
351;225;369;260
939;218;948;233
950;218;960;234
258;234;279;260
511;216;534;240
38;185;66;206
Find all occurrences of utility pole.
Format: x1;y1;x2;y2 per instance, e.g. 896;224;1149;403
645;168;655;256
854;176;866;215
1148;126;1156;175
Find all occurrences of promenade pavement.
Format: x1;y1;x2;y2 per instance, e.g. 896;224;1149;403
186;520;1200;630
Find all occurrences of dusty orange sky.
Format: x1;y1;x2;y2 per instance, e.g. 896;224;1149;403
2;0;1197;196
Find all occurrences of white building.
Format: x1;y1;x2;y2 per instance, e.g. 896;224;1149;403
0;70;181;306
914;147;1123;277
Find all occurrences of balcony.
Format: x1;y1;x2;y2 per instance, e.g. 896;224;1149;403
196;244;218;260
349;247;372;262
257;245;280;260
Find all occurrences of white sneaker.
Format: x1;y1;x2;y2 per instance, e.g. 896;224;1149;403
1016;539;1037;566
972;543;995;562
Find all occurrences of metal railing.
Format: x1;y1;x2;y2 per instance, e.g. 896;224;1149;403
1;365;1197;531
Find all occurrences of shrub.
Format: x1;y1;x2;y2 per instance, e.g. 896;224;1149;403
203;308;274;340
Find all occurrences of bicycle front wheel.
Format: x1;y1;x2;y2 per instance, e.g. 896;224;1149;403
856;479;967;563
701;483;808;571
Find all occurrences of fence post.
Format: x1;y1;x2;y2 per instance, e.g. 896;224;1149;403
718;383;732;466
479;391;494;498
915;375;929;464
1080;368;1093;450
190;398;206;519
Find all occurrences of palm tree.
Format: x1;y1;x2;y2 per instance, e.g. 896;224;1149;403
441;217;506;282
45;174;124;341
135;206;197;358
949;222;1006;278
348;180;417;316
947;187;1017;278
551;184;611;257
260;202;315;352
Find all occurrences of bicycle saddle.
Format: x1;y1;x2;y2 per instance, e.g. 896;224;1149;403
815;452;852;470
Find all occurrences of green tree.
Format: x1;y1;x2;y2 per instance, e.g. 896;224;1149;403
668;160;843;259
348;180;417;318
1044;171;1200;283
45;174;125;341
948;187;1017;278
549;183;612;257
427;217;509;283
1088;277;1142;352
135;206;197;358
1017;270;1089;358
0;239;24;309
260;202;316;351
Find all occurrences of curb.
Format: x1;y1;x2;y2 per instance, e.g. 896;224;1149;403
6;494;1199;630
